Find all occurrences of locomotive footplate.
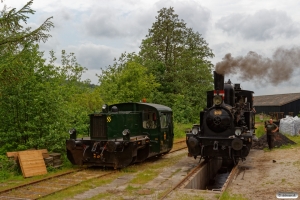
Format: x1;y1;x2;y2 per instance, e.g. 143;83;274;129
200;137;251;159
66;136;151;169
186;136;252;159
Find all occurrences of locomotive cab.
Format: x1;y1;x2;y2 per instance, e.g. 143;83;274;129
66;102;173;169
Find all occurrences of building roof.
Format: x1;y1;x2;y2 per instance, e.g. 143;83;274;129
254;93;300;106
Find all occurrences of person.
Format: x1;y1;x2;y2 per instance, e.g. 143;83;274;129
264;119;279;150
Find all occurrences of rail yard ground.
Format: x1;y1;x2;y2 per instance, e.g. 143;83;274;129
41;138;300;200
226;146;300;200
1;137;299;200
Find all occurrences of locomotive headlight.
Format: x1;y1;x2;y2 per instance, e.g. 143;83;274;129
213;95;223;106
69;128;77;139
102;104;108;113
122;129;130;136
235;128;242;136
192;127;198;135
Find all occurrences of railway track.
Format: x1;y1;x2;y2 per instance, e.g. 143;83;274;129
0;168;116;200
0;139;187;200
158;159;240;200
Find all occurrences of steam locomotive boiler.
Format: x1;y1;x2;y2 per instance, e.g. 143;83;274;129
186;71;255;164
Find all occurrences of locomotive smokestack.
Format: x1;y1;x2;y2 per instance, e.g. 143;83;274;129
214;71;224;90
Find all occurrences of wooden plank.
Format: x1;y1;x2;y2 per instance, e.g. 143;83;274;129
18;150;47;178
7;149;48;160
42;153;50;158
49;153;61;159
6;152;18;160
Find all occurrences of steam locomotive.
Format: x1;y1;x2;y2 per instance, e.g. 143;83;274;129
186;71;255;164
66;102;174;169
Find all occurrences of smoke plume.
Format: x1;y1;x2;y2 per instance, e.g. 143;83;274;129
215;47;300;85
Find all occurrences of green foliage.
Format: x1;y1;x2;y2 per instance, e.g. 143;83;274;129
174;122;192;139
255;124;265;138
98;53;160;104
138;7;214;123
0;0;53;64
0;155;21;180
0;1;106;164
220;191;249;200
0;45;101;153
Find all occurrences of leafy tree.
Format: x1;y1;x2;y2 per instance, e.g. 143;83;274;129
0;1;104;154
98;53;160;104
139;7;214;122
0;47;97;153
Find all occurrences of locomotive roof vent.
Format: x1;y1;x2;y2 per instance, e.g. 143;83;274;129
111;106;118;112
234;83;241;90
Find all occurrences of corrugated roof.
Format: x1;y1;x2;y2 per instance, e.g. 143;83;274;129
254;93;300;106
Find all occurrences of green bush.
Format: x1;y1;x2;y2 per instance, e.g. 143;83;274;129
174;122;192;139
0;155;21;181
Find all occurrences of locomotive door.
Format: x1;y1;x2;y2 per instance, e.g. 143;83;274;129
143;110;160;154
160;112;173;152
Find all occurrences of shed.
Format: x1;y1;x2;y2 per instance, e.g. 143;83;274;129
254;93;300;120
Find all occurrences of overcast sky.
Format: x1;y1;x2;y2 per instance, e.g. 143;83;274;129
5;0;300;96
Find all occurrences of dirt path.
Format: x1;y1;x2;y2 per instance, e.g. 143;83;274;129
227;147;300;200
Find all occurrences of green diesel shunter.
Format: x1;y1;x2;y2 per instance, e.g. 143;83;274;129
66;102;174;169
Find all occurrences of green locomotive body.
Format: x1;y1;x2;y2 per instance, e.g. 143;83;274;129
66;102;173;169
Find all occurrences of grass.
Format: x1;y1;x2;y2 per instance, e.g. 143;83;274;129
170;193;205;200
219;191;249;200
293;160;300;170
40;172;120;200
128;152;186;185
41;151;186;199
129;169;159;184
174;122;193;139
88;192;113;200
255;124;265;138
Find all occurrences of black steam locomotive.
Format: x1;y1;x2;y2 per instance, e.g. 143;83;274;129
66;102;174;169
186;71;255;164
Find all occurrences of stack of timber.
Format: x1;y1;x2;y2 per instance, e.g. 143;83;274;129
43;152;63;168
6;149;48;178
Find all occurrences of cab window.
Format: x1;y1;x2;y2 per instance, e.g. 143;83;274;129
160;113;168;128
143;111;157;129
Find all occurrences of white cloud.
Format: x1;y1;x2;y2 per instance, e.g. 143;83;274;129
216;9;300;40
3;0;300;95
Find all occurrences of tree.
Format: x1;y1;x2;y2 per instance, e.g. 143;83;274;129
0;1;104;154
0;47;97;153
139;7;214;122
98;53;160;104
0;0;53;46
0;0;53;70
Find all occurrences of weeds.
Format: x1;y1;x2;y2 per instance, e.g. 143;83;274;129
220;191;249;200
174;122;192;139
